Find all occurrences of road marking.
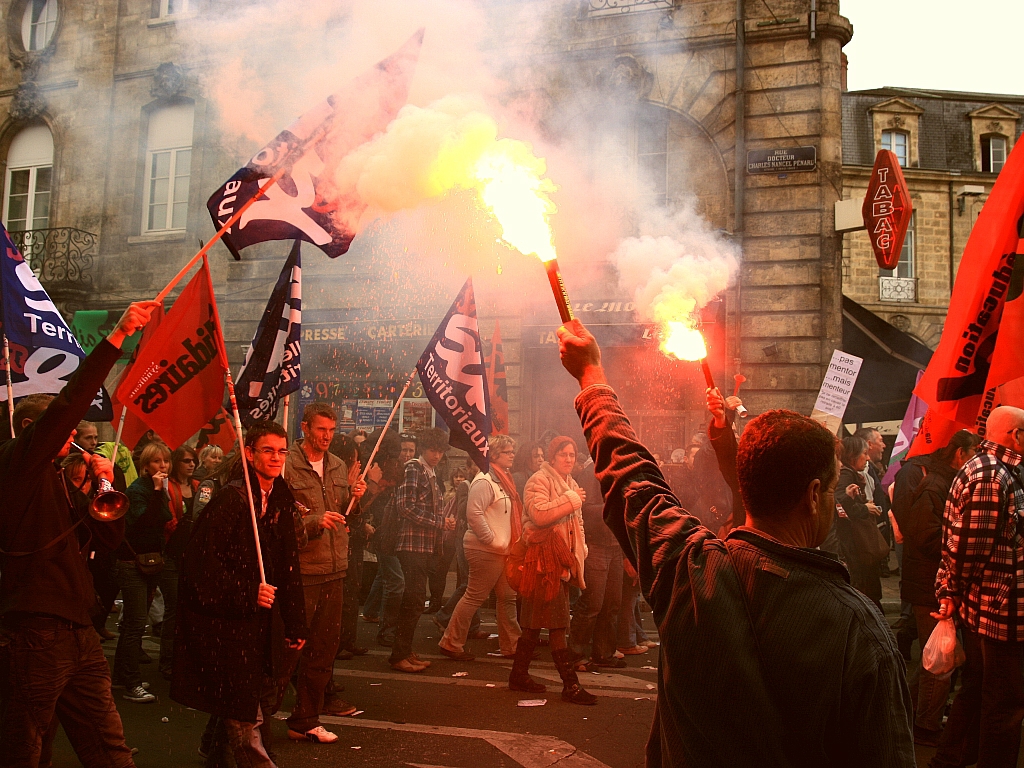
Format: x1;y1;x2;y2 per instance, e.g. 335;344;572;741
359;648;659;674
332;668;653;700
317;714;612;768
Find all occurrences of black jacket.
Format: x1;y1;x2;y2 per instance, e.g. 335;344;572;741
576;385;914;768
900;459;955;608
171;472;307;722
0;340;124;626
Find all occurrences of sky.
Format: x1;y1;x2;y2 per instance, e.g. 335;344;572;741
842;0;1023;95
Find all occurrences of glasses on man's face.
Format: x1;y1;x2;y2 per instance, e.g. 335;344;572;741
256;448;290;458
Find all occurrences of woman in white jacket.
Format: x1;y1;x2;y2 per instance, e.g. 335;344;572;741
438;435;523;661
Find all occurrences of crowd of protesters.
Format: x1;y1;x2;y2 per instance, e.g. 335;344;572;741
5;304;1024;768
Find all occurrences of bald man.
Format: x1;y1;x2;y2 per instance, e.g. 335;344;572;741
932;406;1024;768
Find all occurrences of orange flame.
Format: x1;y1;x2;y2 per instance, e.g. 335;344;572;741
661;320;707;361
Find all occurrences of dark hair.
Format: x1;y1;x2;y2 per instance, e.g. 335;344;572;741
172;445;198;477
12;393;54;436
399;433;418;447
301;402;337;425
840;435;868;468
736;410;838;520
416;428;449;454
852;427;880;442
512;441;544;475
245;421;288;448
330;433;359;467
933;429;981;465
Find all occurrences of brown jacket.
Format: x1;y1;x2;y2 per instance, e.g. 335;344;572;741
523;462;588;588
284;440;350;583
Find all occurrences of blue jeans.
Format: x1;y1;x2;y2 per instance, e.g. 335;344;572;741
618;570;649;648
112;559;178;687
570;544;624;660
377;555;404;642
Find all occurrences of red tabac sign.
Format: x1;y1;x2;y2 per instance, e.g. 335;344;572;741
862;150;913;270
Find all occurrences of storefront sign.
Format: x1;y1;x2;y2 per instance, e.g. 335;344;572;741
863;150;912;270
746;146;817;175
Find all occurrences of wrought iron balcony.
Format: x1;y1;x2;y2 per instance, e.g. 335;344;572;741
879;276;917;303
586;0;674;17
8;227;97;294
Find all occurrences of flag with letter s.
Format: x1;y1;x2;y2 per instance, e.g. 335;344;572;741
417;278;491;471
114;258;228;449
235;240;301;427
0;223;112;420
206;30;423;260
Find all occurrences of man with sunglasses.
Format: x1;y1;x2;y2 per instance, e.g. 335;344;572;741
932;406;1024;768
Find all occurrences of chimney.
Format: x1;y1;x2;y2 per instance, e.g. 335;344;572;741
841;52;848;92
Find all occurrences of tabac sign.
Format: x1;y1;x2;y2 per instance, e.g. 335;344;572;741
862;150;913;270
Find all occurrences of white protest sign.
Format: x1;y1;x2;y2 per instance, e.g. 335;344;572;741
810;350;864;434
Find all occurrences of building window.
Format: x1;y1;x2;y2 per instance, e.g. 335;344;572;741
21;0;58;52
880;212;915;279
981;135;1007;173
143;103;194;233
637;104;668;208
881;130;909;167
154;0;188;18
3;124;54;233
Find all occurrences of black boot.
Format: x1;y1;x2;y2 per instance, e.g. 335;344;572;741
552;648;597;705
508;636;547;693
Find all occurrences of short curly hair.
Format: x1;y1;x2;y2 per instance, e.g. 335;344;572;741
736;410;837;520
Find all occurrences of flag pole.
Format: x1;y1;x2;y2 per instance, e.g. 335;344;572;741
202;253;266;584
113;405;127;449
226;369;267;584
154;168;288;304
3;333;14;437
343;368;417;517
281;394;290;438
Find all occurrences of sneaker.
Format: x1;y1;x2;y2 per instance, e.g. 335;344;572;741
618;645;648;655
288;726;338;743
123;685;156;703
641;640;660;648
391;657;427;673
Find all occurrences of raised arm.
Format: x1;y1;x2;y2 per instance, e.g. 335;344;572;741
558;321;716;616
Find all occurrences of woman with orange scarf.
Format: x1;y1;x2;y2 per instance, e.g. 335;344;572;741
510;436;596;705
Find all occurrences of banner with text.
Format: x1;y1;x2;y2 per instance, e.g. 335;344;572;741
810;350;864;434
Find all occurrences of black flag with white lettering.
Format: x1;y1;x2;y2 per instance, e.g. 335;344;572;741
416;278;491;471
236;241;301;428
206;30;423;260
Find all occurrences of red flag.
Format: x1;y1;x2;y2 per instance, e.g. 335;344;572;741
911;138;1024;451
487;321;508;435
196;407;236;452
115;259;228;449
110;303;166;450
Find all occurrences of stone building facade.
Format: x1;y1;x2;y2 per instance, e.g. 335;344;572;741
0;0;853;454
841;86;1023;349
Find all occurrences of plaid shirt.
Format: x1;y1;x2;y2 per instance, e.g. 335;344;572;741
394;458;444;554
936;440;1024;641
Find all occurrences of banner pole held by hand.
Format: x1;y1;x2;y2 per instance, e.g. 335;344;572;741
343;368;417;517
3;333;13;437
113;405;127;450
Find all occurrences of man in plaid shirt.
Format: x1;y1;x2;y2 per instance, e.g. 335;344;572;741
932;405;1024;768
389;428;455;672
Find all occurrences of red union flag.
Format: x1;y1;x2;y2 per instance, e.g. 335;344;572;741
863;150;913;270
115;258;229;449
487;320;508;435
911;138;1024;452
110;302;166;450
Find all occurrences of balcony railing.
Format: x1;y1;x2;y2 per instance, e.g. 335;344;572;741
586;0;674;17
8;227;97;293
879;276;917;303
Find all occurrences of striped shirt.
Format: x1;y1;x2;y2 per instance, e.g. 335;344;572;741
936;440;1024;641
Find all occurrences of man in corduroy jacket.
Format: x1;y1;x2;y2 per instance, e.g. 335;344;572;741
557;319;914;768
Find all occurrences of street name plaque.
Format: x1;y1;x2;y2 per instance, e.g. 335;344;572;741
746;146;817;174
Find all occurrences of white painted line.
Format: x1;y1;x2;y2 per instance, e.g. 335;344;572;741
317;714;612;768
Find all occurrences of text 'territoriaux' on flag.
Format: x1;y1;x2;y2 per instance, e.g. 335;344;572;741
417;277;491;471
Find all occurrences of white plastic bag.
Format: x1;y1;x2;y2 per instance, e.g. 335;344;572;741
922;618;963;678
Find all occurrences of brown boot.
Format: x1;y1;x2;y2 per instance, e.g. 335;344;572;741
552;648;597;705
508;636;547;693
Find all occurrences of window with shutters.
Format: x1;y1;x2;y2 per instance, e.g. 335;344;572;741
142;104;194;233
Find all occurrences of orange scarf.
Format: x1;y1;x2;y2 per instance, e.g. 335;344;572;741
489;464;523;545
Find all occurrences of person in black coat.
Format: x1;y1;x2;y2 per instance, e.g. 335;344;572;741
900;430;979;745
835;435;885;609
172;421;307;767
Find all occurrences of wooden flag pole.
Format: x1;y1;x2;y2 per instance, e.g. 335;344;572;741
342;368;418;517
113;405;127;449
281;394;290;438
226;369;267;584
154;168;289;304
3;333;14;437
